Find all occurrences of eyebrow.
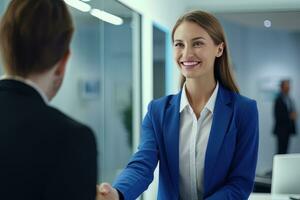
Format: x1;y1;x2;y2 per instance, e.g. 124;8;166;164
174;37;206;42
192;37;205;41
174;39;182;43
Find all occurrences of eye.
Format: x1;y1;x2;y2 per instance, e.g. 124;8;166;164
193;41;204;47
174;42;184;48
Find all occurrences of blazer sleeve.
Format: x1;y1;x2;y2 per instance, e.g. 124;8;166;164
44;126;98;200
206;100;259;200
113;101;159;200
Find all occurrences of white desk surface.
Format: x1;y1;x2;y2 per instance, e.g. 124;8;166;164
249;193;300;200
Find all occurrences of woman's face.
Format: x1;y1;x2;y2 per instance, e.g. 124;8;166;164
173;21;223;82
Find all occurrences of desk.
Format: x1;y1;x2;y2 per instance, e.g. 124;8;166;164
254;175;271;193
249;193;300;200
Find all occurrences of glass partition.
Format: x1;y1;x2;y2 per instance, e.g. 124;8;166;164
55;0;142;183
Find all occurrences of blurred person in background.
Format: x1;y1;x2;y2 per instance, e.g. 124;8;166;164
273;79;297;154
0;0;97;199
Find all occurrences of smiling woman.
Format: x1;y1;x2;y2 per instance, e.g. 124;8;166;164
98;10;259;200
172;11;239;93
173;21;224;94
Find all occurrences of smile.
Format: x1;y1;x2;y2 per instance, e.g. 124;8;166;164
180;61;201;69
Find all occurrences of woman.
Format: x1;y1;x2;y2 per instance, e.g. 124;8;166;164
99;10;259;200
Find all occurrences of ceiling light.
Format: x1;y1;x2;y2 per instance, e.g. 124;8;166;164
264;20;272;28
64;0;91;12
90;9;123;25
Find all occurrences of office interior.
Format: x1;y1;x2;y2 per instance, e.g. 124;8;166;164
0;0;300;199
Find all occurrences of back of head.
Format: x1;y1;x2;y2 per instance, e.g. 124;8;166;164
0;0;74;77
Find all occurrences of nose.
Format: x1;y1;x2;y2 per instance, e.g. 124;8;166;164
182;45;194;60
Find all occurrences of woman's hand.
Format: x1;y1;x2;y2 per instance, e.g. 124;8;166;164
96;183;119;200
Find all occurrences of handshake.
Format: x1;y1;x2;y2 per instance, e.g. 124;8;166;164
96;183;121;200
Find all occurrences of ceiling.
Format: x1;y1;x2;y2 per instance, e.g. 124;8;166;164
185;0;300;32
70;0;300;32
185;0;300;12
217;12;300;32
69;0;133;18
90;0;133;17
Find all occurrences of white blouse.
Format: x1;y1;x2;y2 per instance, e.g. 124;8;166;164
179;82;219;200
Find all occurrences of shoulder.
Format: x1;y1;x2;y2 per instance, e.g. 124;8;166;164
227;91;258;127
147;93;180;114
151;94;178;107
45;106;95;142
217;84;256;111
219;86;258;121
231;92;257;109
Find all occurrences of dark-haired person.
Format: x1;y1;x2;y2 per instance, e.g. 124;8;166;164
0;0;97;200
98;10;258;200
273;79;297;154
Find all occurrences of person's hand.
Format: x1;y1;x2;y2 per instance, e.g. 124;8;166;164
96;183;119;200
290;111;297;120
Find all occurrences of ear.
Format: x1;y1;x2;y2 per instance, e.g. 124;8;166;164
216;42;224;57
54;49;70;77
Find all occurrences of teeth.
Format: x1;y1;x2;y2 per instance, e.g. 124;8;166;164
182;61;199;66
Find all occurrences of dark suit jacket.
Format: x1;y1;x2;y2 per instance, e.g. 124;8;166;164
274;94;296;135
0;79;97;200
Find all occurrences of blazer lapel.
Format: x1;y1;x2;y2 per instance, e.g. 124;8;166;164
204;85;233;189
163;92;181;196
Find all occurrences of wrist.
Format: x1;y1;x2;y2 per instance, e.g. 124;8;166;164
116;188;124;200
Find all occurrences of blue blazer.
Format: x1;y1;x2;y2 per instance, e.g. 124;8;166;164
114;84;259;200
